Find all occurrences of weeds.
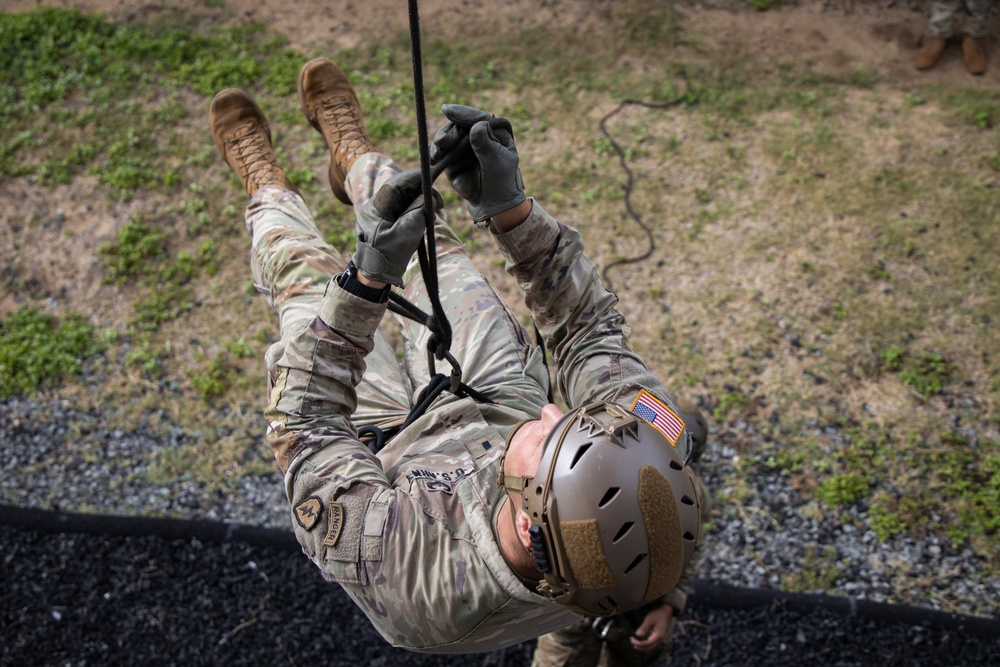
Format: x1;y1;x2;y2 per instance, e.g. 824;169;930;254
880;347;952;396
817;471;869;507
99;221;168;286
0;8;304;197
0;307;103;397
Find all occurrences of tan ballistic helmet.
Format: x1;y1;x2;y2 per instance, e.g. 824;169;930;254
501;401;702;617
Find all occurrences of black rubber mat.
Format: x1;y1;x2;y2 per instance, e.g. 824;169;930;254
1;505;996;667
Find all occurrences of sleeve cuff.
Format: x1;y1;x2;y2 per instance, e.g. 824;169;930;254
659;586;688;613
319;278;388;340
492;199;560;264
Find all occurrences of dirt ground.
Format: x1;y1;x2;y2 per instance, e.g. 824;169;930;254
6;0;1000;88
3;0;998;322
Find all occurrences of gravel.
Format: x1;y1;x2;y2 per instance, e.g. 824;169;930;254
2;393;998;663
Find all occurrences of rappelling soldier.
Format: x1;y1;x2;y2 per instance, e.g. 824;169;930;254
210;57;710;657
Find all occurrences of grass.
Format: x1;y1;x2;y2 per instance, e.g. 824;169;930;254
0;307;104;397
1;3;998;614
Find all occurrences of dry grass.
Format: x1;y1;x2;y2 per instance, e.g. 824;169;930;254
1;2;997;605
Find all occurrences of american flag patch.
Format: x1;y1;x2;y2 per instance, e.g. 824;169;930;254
629;390;686;446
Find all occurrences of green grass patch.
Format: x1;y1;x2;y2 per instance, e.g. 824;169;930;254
99;221;168;285
880;346;952;396
817;471;869;507
188;339;256;402
0;307;103;398
0;8;305;198
924;84;1000;128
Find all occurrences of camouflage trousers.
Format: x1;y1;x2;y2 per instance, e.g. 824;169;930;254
244;152;549;432
531;606;671;667
925;0;994;38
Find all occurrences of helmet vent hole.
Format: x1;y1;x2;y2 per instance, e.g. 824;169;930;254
612;521;634;543
683;531;696;541
669;460;683;471
569;443;592;469
624;553;647;574
604;596;618;611
598;487;621;508
681;494;694;506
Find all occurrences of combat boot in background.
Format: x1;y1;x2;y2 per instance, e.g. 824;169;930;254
298;58;376;205
915;36;948;70
962;35;987;74
210;89;298;197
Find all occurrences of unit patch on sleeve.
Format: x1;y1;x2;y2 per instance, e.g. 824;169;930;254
293;496;323;531
629;389;686;446
323;500;345;547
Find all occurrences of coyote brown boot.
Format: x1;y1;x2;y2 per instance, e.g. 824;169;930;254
962;36;987;75
915;36;948;70
298;58;375;205
211;89;297;197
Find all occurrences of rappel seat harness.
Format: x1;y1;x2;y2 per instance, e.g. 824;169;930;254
358;0;532;452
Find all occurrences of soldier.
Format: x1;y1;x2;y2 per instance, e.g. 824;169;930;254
914;0;996;74
210;57;708;655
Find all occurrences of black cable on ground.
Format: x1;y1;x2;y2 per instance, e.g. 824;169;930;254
597;71;693;291
0;502;297;550
2;503;995;640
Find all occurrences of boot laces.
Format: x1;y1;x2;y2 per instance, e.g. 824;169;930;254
320;97;370;155
231;123;278;188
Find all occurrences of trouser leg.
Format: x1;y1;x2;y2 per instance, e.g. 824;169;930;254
531;619;603;667
926;1;961;37
245;185;411;430
344;153;551;412
961;0;992;37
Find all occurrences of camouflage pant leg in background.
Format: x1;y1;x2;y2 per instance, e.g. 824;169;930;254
244;184;412;430
532;612;668;667
346;153;552;412
926;0;994;37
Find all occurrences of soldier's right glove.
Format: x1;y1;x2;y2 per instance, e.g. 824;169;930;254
353;168;442;287
430;104;526;223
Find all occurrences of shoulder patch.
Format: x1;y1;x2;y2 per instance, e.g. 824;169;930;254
293;496;323;531
323;500;345;547
629;389;686;446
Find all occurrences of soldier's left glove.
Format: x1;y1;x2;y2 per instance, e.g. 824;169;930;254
430;104;525;223
354;168;442;287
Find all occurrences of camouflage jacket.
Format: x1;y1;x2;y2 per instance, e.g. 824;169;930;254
264;200;697;652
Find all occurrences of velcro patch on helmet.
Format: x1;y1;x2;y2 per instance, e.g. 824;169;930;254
639;464;683;601
561;519;617;590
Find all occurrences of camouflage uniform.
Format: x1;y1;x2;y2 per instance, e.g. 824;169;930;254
246;152;702;653
925;0;994;38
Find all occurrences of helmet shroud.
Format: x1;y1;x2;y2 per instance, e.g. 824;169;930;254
516;402;701;617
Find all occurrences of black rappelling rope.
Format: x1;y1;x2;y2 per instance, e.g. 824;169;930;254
399;0;513;367
597;74;691;291
405;0;451;363
362;0;510;452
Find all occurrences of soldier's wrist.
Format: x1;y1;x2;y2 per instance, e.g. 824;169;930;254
337;261;391;303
